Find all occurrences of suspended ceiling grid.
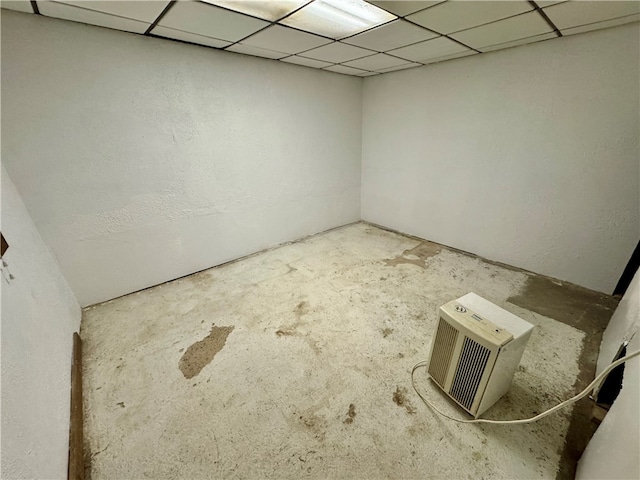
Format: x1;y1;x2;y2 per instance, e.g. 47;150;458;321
2;1;639;76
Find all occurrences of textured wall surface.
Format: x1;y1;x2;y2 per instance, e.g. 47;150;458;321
1;167;81;478
361;24;640;293
577;269;639;479
1;11;362;306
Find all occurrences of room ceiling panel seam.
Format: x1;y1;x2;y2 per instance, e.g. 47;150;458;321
286;41;378;63
30;0;39;15
332;17;397;42
400;16;481;53
145;1;176;36
479;31;557;53
219;0;317;51
367;1;445;20
148;26;229;47
529;0;563;37
332;51;425;69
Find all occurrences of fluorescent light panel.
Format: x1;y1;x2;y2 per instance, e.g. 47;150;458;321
204;1;309;21
282;0;396;39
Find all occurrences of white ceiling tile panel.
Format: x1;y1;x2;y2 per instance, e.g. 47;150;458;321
535;1;566;6
226;43;288;59
342;19;438;51
450;12;552;49
242;25;332;55
561;13;639;36
158;1;268;43
55;1;170;23
301;41;375;63
544;1;640;30
38;1;149;33
204;0;308;21
407;0;532;34
280;55;334;68
389;36;470;62
356;70;381;76
1;1;34;13
375;61;421;73
151;25;232;48
367;1;444;17
480;31;557;52
343;52;409;70
423;49;477;64
324;64;369;75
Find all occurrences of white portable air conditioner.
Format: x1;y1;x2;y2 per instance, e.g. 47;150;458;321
427;293;534;418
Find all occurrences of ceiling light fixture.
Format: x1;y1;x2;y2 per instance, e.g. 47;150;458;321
281;0;396;39
204;1;309;22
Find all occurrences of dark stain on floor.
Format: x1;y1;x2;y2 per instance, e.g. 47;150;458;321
384;242;442;269
393;386;416;414
297;411;327;441
294;300;311;319
276;329;295;336
344;404;356;424
507;274;618;480
179;324;234;379
275;301;321;354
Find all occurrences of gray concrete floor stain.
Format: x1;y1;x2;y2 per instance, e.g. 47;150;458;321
81;223;615;479
392;386;417;414
343;404;357;425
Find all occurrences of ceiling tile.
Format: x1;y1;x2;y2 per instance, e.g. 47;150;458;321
343;52;409;70
158;1;268;43
535;1;566;6
242;25;332;55
280;55;334;68
38;1;149;33
407;0;532;34
151;25;232;48
226;43;288;59
342;19;437;52
324;64;369;75
450;12;552;49
376;62;421;73
389;36;470;62
480;31;557;52
561;13;640;36
204;0;308;21
423;49;477;64
544;1;640;30
367;1;444;17
281;0;396;39
55;1;169;23
301;41;375;63
1;1;33;13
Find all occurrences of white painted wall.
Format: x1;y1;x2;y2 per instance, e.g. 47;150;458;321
577;269;640;479
1;166;82;478
1;11;362;306
361;24;640;293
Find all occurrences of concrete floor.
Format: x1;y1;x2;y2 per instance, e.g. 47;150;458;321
81;223;617;479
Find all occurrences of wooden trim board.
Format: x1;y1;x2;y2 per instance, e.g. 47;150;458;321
68;332;84;480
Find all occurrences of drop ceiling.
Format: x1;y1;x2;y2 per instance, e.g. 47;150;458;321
2;0;639;77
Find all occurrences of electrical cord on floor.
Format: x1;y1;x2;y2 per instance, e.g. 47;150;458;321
411;348;640;425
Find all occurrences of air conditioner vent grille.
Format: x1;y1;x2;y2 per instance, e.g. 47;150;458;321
450;336;490;410
428;318;458;387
